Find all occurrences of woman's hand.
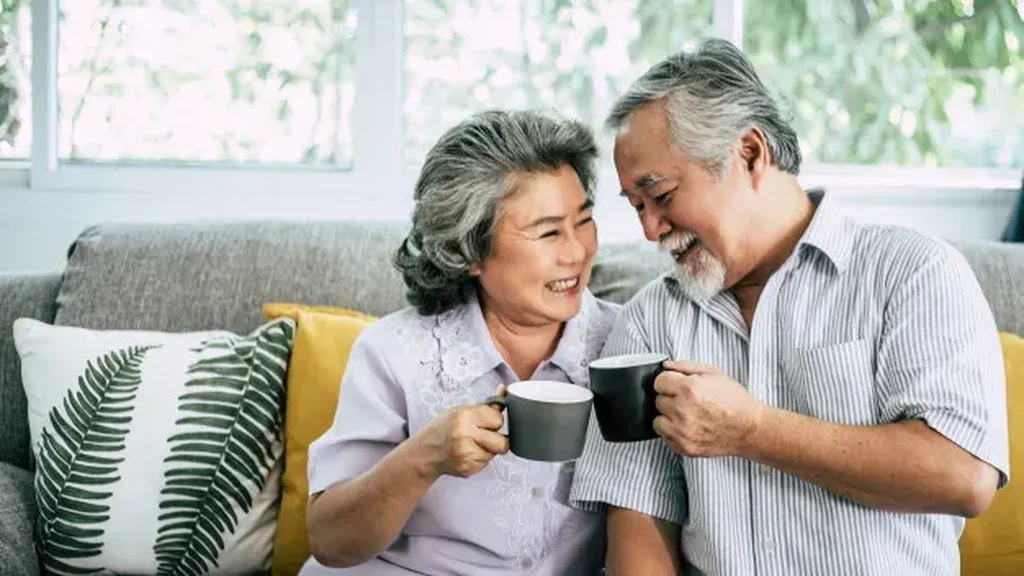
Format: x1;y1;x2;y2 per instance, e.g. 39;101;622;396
414;385;510;479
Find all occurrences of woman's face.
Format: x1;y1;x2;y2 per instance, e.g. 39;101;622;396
473;165;597;327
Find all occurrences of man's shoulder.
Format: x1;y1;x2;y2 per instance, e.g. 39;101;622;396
617;273;686;319
850;223;968;282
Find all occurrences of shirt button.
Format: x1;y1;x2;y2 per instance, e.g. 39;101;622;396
531;487;544;498
763;538;776;551
759;464;771;475
521;557;534;568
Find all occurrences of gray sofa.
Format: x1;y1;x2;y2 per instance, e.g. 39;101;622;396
1;221;1023;574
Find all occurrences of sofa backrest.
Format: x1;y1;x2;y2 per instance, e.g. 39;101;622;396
53;221;1024;336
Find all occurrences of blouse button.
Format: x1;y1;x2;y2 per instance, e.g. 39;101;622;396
531;487;544;499
520;558;534;569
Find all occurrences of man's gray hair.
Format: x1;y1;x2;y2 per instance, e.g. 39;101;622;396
394;109;598;315
607;37;801;176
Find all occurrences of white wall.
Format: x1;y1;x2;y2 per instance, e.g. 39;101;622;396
0;181;1018;274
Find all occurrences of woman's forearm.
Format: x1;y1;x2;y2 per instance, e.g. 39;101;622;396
306;436;439;568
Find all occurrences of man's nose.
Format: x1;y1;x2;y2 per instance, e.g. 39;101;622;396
640;207;671;242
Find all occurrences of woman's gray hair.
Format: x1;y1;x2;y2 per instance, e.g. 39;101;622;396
606;38;801;177
394;110;598;315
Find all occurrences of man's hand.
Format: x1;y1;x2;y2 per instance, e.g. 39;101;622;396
653;360;765;457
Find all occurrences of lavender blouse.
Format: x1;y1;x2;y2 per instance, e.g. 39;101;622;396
300;288;620;575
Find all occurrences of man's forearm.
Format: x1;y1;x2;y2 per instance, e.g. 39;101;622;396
742;407;997;516
307;438;438;567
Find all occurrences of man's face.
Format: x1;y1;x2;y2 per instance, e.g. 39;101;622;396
613;101;754;301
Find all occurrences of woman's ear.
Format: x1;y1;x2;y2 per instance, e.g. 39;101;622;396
469;263;482;277
739;126;771;190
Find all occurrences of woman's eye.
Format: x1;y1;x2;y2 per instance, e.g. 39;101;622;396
654;192;671;206
576;216;594;227
632;203;644;214
540;229;559;239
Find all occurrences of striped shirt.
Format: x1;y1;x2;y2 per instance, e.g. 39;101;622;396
569;190;1009;576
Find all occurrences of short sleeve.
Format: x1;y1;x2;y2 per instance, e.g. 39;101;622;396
569;304;688;524
307;331;409;494
875;244;1009;486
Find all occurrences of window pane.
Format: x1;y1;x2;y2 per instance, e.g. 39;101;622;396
59;0;356;166
0;2;31;159
403;0;713;167
746;0;1024;168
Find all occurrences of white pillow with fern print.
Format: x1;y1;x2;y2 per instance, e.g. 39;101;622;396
13;317;296;576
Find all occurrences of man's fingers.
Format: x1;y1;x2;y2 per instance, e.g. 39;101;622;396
662;360;715;375
652;415;671;439
474;429;510;455
654;394;676;416
653;371;687;395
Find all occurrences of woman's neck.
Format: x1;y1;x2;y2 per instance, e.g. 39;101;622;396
479;297;563;381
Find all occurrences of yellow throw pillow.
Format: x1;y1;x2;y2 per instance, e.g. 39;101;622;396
961;331;1024;575
263;303;377;576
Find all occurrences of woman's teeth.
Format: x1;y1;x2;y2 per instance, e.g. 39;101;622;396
547;277;579;292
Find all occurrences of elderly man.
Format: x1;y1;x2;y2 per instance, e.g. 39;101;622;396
570;38;1008;575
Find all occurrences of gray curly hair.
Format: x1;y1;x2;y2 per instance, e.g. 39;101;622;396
606;38;801;177
394;110;599;315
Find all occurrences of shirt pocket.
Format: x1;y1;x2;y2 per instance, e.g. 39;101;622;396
784;338;877;426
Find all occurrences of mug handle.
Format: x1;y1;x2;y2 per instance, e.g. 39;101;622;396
484;395;506;410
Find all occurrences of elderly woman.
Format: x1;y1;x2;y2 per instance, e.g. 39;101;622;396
301;110;619;575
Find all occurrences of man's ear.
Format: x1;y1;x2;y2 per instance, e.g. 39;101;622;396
739;126;772;190
469;263;482;277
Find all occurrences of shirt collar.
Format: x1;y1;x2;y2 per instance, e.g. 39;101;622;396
796;188;857;275
547;290;594;385
434;284;594;388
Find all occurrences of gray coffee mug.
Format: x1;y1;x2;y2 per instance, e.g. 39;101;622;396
485;381;593;462
588;353;669;442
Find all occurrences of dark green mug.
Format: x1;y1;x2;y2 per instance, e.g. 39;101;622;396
486;380;593;462
588;352;669;442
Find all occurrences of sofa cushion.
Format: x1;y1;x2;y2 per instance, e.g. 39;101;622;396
960;332;1024;574
0;461;39;576
262;303;376;576
54;221;411;335
0;273;61;470
14;317;295;575
951;241;1024;337
589;242;672;305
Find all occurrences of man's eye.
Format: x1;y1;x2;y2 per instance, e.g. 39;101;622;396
576;216;594;227
654;192;672;206
540;230;559;239
632;203;644;213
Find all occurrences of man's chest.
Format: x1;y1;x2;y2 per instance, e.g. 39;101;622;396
664;277;887;425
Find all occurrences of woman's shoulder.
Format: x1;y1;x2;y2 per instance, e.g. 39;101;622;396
582;290;622;347
585;290;622;322
355;301;472;356
353;305;432;350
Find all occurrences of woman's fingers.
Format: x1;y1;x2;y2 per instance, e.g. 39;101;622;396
473;428;510;455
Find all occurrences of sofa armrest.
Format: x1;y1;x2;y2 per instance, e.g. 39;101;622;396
0;462;39;575
0;273;61;470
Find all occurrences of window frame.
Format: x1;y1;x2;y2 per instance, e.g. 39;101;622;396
7;0;1019;195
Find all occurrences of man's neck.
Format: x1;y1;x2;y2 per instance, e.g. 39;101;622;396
479;296;563;381
730;180;815;328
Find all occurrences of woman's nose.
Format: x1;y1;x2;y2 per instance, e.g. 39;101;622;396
560;229;587;265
